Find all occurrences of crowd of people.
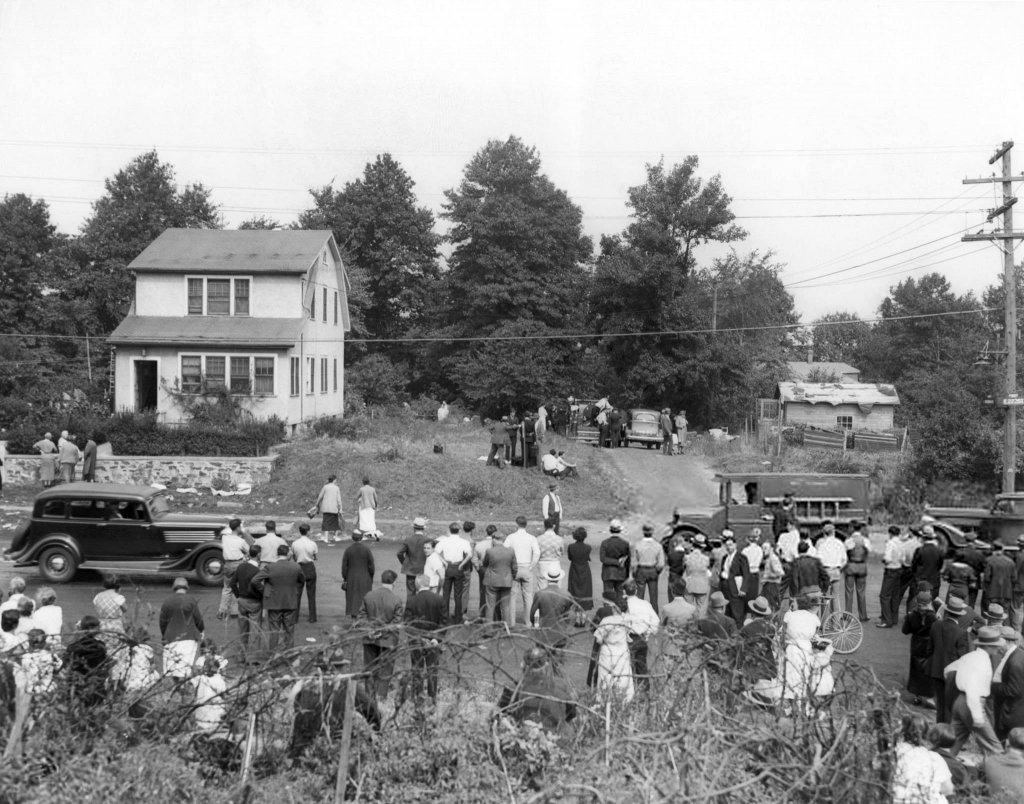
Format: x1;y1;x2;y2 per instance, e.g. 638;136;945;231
31;430;109;485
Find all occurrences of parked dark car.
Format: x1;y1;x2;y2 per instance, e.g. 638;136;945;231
4;482;225;585
625;408;663;448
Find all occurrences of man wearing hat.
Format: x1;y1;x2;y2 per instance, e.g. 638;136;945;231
659;408;673;455
682;536;711;616
983;542;1015;614
498;647;577;734
927;596;970;723
599;519;630;602
992;625;1024;740
946;625;1006;755
530;567;579;655
912;526;944;602
960;531;987;610
631;523;666;613
541;484;563;534
397;517;430;598
739;596;776;681
697;590;737;640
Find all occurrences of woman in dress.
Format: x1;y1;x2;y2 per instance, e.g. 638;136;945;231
32;432;58;487
567;527;593;625
892;713;953;804
593;610;635;704
93;574;127;652
902;591;937;707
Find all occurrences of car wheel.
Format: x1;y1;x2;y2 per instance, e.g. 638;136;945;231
194;551;224;586
38;545;78;584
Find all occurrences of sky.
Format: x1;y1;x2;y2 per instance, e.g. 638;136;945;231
1;0;1023;322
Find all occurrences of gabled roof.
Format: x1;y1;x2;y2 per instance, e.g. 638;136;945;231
778;381;900;407
109;316;305;348
128;229;337;274
787;361;860;380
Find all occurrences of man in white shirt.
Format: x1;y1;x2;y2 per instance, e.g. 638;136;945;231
422;541;446;594
291;523;319;623
435;522;473;624
947;626;1005;756
218;518;252;620
254;521;289;564
541;449;561;477
541;484;563;533
623;579;660;691
815;523;847;614
777;524;801;564
504;515;540;625
878;525;904;628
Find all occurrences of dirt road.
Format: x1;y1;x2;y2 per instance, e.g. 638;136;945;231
600;446;719;527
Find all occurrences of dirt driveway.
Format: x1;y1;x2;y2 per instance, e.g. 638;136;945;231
600;446;719;527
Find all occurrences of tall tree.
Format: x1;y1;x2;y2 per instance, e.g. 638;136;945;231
811;312;871;364
62;151;220;334
0;194;55;332
434;137;592;413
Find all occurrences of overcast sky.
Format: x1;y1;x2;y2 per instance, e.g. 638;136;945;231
1;0;1022;321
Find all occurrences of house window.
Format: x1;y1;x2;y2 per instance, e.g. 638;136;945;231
187;278;203;315
333;358;338;392
205;356;226;389
207;279;231;316
334;292;338;325
254;357;274;395
234;279;250;316
322;288;327;322
230;357;251;394
307;357;315;393
837;415;853;430
320;357;328;393
186;277;252;316
181;356;201;394
290;357;300;396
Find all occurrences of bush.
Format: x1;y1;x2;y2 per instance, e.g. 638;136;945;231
1;412;284;457
308;414;363;441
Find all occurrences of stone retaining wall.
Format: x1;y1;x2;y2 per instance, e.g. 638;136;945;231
0;449;277;490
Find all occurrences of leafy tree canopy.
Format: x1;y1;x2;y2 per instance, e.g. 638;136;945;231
811;311;871;364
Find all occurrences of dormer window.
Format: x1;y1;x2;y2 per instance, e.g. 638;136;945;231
187;276;251;316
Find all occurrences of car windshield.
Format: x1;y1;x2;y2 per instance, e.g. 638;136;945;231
147;493;170;518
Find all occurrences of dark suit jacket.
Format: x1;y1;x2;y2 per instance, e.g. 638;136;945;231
398;532;428;575
404;590;446;637
993;647;1024;738
728;551;757;599
482;544;517;588
697;610;737;639
912;542;944;590
789;555;827;596
984;554;1016;599
358;587;403;648
600;536;630;581
252;559;305;611
159;592;205;643
927;616;969;679
231;560;263;601
530;587;576;629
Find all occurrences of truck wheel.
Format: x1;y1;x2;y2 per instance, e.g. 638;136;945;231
38;545;78;584
194;551;224;586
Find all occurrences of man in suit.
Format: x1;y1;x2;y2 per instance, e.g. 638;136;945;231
727;534;758;623
697;591;737;640
230;544;264;661
599;519;630;601
482;531;517;625
358;570;403;699
789;540;828;598
403;574;446;704
928;596;971;723
397;517;430;598
529;567;578;657
252;544;305;653
983;543;1016;612
912;526;945;600
992;626;1024;740
960;532;987;609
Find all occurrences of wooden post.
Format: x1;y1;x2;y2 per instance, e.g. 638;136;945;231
3;688;30;759
334;679;357;803
239;712;257;785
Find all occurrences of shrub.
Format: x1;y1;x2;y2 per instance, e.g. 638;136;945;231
308;414;363;441
443;477;504;507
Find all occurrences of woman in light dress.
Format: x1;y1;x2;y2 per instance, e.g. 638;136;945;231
93;574;127;651
593;611;635;704
892;713;953;804
33;587;63;649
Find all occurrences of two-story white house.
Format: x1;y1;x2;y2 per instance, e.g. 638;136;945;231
109;228;351;430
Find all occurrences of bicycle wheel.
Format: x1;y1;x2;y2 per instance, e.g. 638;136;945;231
821;610;863;654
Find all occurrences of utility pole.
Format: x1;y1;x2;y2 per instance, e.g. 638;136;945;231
964;141;1024;492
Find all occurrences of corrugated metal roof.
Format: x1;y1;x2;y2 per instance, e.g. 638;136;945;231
787;361;861;380
109;316;305;347
778;381;900;407
128;229;335;274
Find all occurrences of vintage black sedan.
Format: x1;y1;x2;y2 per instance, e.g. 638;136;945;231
5;482;226;585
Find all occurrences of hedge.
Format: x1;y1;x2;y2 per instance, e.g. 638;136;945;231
0;412;284;457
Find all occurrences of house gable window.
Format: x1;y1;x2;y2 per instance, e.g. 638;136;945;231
179;354;274;396
186;276;252;316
